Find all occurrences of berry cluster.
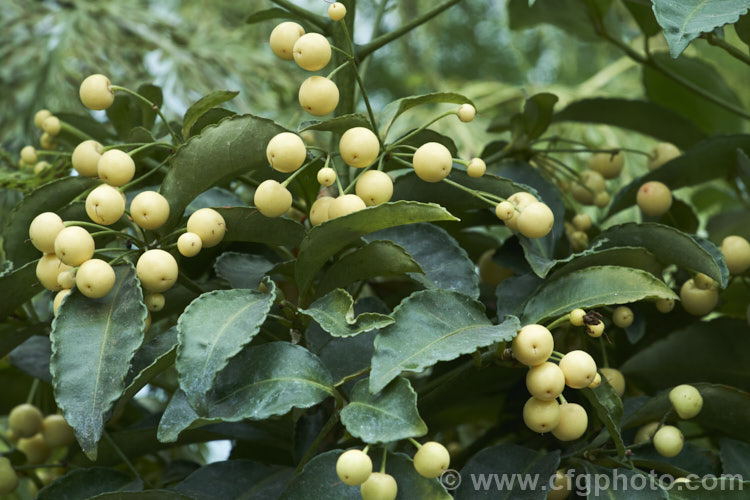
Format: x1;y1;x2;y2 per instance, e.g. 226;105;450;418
634;384;703;458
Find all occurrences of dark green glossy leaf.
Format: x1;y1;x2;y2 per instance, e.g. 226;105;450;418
0;323;42;359
216;207;306;248
577;461;668;499
173;459;293;500
90;492;193;500
380;92;473;138
300;288;394;338
706;209;750;243
0;260;38;322
214;252;275;289
736;12;750;45
189;108;236;137
9;335;51;382
300;113;371;134
583;382;625;458
182;90;239;139
246;7;309;24
720;438;750;478
508;0;612;40
37;467;139;500
496;274;542;319
523;92;558;140
551;247;663;280
624;0;661;36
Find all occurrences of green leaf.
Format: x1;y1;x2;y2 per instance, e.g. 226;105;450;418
295;201;458;295
318;240;423;295
189;108;236;137
553;98;707;149
707;208;750;243
651;0;750;57
340;377;427;443
0;323;42;359
720;438;750;478
173;460;293;500
521;266;677;323
0;260;38;322
365;223;480;299
214;252;275;289
736;12;750;45
643;53;745;134
621;318;750;392
300;289;394;338
593;222;728;287
583;382;626;458
577;462;668;499
90;492;194;500
370;290;521;393
508;0;612;40
50;265;148;460
215;207;306;248
300;113;371;134
496;274;543;319
551;247;663;280
37;467;139;500
623;0;662;36
246;7;307;24
523;92;558;140
380;92;473;138
3;176;96;266
10;335;51;382
160;114;286;228
182;90;239;139
176;287;276;413
455;443;560;499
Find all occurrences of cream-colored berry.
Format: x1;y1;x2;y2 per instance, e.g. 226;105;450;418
599;367;625;397
34;109;52;129
680;278;718;316
309;196;334;226
29;212;65;253
552;403;588;441
136;249;178;292
0;457;18;495
34;161;50;174
317;167;336;187
512;324;554;367
653;425;684;457
669;384;703;419
360;472;397;500
720;235;750;275
569;308;586;326
656;298;675;313
253;180;293;218
548;470;572;500
328;194;366;219
339;127;380;169
145;293;165;312
299;76;339;116
41;415;75;447
523;397;560;433
612;306;633;328
20;146;37;164
588;372;602;388
495;201;515;221
413;442;450;478
54;226;95;266
42;116;61;136
634;422;660;444
637;181;672;217
57;270;76;290
467;157;486;178
355;170;393;206
178;232;203;257
8;404;43;439
648;142;680;170
457;104;476;122
570;170;605;205
526;362;565;401
79;74;115;110
86;184;125;226
504;192;537;231
130;191;170;230
589;148;624;179
76;259;116;298
36;254;71;291
266;132;307;173
269;22;305;61
572;213;591;232
18;434;50;465
293;33;332;71
559;350;597;389
594;191;610;208
72;140;104;177
328;2;347;21
186;208;226;247
336;449;372;486
98;149;135;187
413;142;452;182
586;320;604;338
517;202;554;239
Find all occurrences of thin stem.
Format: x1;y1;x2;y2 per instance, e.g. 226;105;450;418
441;177;499;207
386;110;456;147
110;85;180;143
269;0;328;32
35;150;71;157
108;249;140;266
380;447;388;473
59;121;95;142
119;156;170;191
408;437;422;449
26;379;39;405
599;337;610;368
281;156;321;187
126;142;173;157
558;393;568;404
351;63;381;141
103;431;150;487
295;407;340;474
334;367;371;387
326;59;352;79
705;32;750;66
539;147;649;157
178;272;207;296
545;314;570;330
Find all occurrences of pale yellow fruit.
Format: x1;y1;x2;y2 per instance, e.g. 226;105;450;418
413;142;452;182
569;308;585;326
570;170;605;205
136;249;178;292
340;127;380;169
253;180;293;218
655;298;675;313
79;74;115;110
145;293;165;312
336;449;372;486
570;230;589;252
54;226;95;266
593;191;610;208
41;415;75;447
526;362;565;401
293;33;332;71
495;201;515;221
98;149;135;187
57;270;76;290
504;192;537;231
559;350;597;389
299;76;339;116
130;191;170;230
0;457;18;495
42;116;61;136
186;208;226;247
76;259;116;298
669;384;703;419
317;167;336;186
548;470;571;500
517;202;554;239
720;235;750;275
599;367;625;397
653;425;684;457
589;148;624;179
523;397;560;433
309;196;334;226
53;289;71;314
648;142;680;170
680;278;718;316
552;403;588;441
18;434;50;464
21;145;37;164
693;272;714;290
634;422;660;444
612;306;634;328
29;212;65;253
328;194;366;219
269;22;305;60
178;232;203;257
512;324;554;367
360;472;397;500
9;404;43;438
413;442;450;478
40;132;57;151
637;181;672;217
457;103;476;122
355;170;393;206
86;184;125;225
328;2;347;21
572;213;591;232
467;157;486;177
34;161;50;174
477;249;513;286
36;254;72;291
588;373;602;388
266;132;307;173
586;320;604;338
72;140;104;177
34;109;52;129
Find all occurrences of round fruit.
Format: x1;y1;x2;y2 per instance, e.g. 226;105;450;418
53;289;71;314
669;384;703;419
328;2;347;20
477;249;513;286
254;180;293;218
599;367;625;397
413;442;450;478
720;235;750;275
266;132;307;173
570;170;605;205
98;149;136;187
572;213;591;232
76;259;116;298
299;76;339;116
129;191;170;230
317;167;337;186
648;142;680;170
548;470;571;500
21;145;37;164
588;372;602;388
525;362;565;401
0;457;18;495
36;254;72;291
29;212;65;253
467;157;486;177
680;278;718;316
328;194;366;219
653;425;684;458
696;272;713;291
177;232;203;257
54;226;95;266
41;415;75;447
355;170;393;206
523;397;560;433
79;74;115;110
570;230;589;252
517;202;554;239
186;208;226;247
360;472;397;500
637;181;672;217
310;196;334;226
494;201;515;221
42;116;61;136
586;320;604;338
593;191;610;208
136;249;178;292
569;308;585;326
512;324;554;367
34;161;50;174
57;270;75;290
634;422;660;444
34;109;52;129
18;434;50;464
656;298;675;313
457;103;476;122
9;404;43;438
413;142;452;182
552;403;588;441
41;132;58;149
339;127;380;169
589;148;624;179
336;449;372;486
269;22;305;60
293;33;332;71
559;350;597;389
612;306;633;328
504;192;537;231
86;184;125;225
72;140;104;177
145;293;165;312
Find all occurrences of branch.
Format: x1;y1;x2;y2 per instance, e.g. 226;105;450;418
358;0;462;60
704;32;750;66
269;0;329;33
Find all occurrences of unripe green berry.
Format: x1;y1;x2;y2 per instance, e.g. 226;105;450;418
79;74;115;110
634;422;660;444
413;142;452;182
145;293;165;312
655;298;675;313
612;306;633;328
9;404;43;438
254;180;293;218
178;232;203;257
0;457;18;495
18;433;50;464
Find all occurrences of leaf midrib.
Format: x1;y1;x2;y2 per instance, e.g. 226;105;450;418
212;376;334;406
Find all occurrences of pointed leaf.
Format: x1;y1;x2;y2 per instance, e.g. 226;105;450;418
577;462;668;499
182;90;239;139
173;460;293;500
216;207;306;248
551;247;663;280
720;438;750;478
624;0;662;36
9;335;51;382
300;289;394;338
370;290;521;392
300;113;371;134
381;92;473;138
523;92;558;140
340;377;427;443
37;467;139;500
582;382;626;458
521;266;677;323
90;492;193;500
214;252;275;289
50;265;148;460
0;260;38;322
496;274;543;319
176;286;276;413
